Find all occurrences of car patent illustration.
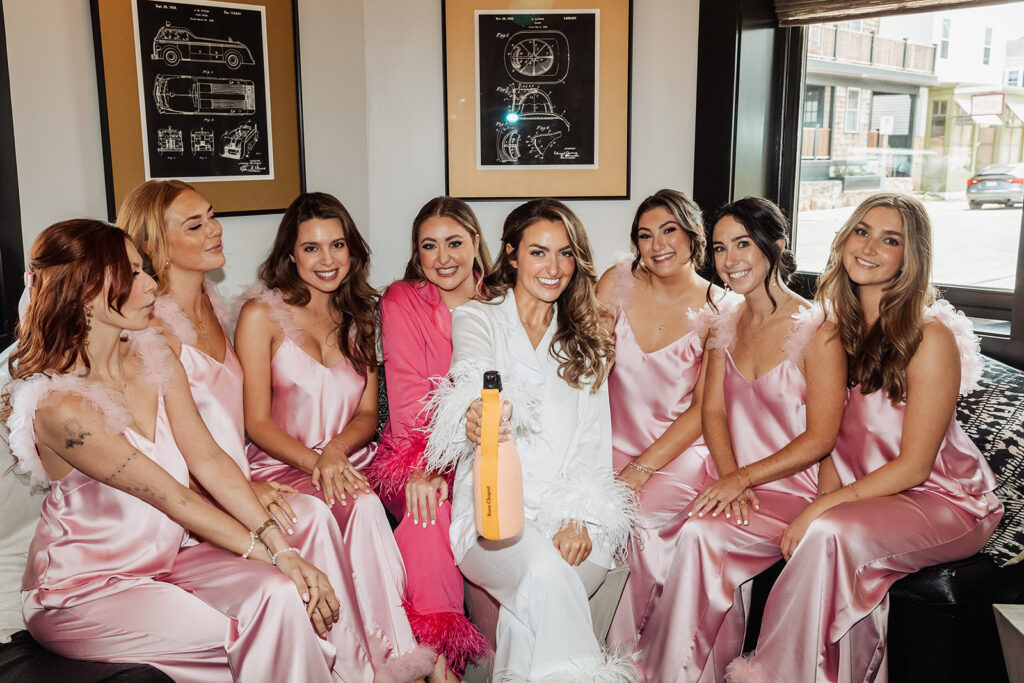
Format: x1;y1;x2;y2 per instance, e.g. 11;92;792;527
221;121;258;160
154;75;256;115
157;127;183;154
151;24;255;70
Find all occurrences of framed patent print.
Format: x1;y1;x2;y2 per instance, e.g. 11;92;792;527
91;0;304;218
442;0;632;199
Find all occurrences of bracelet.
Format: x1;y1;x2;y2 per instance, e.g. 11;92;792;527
254;519;280;540
241;531;258;560
626;460;656;475
738;466;754;489
848;482;861;501
271;547;302;566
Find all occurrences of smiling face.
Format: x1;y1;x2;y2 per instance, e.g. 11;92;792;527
711;215;772;296
291;217;350;294
841;205;905;288
93;239;158;332
417;215;479;293
164;189;225;274
509;219;576;305
637;206;694;277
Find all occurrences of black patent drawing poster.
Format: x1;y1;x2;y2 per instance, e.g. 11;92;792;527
132;0;273;181
476;11;597;169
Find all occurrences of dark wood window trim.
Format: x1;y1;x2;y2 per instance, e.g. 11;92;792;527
0;10;24;348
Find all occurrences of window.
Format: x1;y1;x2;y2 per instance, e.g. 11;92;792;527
1009;70;1021;87
930;100;948;140
983;27;992;66
844;88;861;133
803;85;825;127
940;18;950;59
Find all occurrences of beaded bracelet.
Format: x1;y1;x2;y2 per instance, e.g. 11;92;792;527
738;466;754;489
254;518;280;540
626;460;656;475
241;531;258;560
271;547;302;566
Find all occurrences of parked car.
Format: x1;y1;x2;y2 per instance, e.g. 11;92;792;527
153;75;256;115
151;24;255;70
967;163;1024;209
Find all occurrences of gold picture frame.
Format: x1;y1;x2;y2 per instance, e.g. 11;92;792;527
443;0;632;199
91;0;304;218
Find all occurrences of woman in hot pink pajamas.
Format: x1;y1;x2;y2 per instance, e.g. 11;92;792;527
726;194;1002;683
366;197;493;679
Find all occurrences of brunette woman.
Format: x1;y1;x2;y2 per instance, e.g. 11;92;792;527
726;194;1002;683
119;180;429;680
366;197;492;678
7;219;373;681
425;199;639;681
635;197;847;682
235;193;433;679
596;189;724;650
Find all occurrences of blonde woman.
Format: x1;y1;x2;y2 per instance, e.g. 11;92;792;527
426;199;638;681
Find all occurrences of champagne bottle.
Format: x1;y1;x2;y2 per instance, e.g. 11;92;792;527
473;370;524;540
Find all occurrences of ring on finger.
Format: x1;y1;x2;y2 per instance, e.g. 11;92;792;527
272;494;284;505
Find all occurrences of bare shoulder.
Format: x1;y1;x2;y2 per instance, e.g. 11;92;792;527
596;265;622;304
911;319;959;376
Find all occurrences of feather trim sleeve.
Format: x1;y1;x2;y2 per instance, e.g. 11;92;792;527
366;430;429;500
705;294;744;353
534;468;640;560
782;303;826;366
925;300;982;395
607;257;637;310
422;358;542;474
154;295;197;346
233;282;304;343
129;328;176;396
6;374;132;490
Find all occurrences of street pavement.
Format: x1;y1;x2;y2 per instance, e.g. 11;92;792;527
793;200;1022;291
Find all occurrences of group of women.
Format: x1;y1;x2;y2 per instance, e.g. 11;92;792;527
3;177;1002;683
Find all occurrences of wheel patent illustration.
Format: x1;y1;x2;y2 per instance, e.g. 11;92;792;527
224;50;243;70
510;38;555;77
161;47;182;67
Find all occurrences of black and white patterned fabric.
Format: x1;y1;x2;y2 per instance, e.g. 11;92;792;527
956;356;1024;567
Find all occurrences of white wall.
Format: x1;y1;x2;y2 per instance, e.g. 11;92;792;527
362;0;700;285
4;0;698;293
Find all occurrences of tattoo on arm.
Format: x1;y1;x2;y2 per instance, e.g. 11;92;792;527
106;450;137;483
62;418;92;450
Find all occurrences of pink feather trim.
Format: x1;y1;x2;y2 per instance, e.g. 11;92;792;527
233;282;304;343
203;280;230;329
782;303;826;367
367;634;436;683
154;295;197;346
405;603;491;676
6;373;133;490
608;258;638;310
925;300;982;395
706;295;744;353
724;655;774;683
128;328;175;396
366;430;429;500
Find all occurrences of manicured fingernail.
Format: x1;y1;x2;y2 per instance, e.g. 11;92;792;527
725;512;731;518
406;511;411;516
688;511;693;517
292;517;297;523
422;522;427;528
302;593;310;601
744;520;750;526
431;519;435;526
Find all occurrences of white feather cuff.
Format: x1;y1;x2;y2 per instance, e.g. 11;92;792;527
535;468;640;560
423;359;542;474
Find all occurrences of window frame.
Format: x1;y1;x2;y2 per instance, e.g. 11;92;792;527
940;18;951;59
844;87;861;133
0;10;24;348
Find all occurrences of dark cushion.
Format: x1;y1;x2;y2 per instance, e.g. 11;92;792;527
0;630;171;683
956;356;1024;566
889;553;1024;605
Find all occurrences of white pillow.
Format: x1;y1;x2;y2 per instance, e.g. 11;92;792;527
0;342;45;643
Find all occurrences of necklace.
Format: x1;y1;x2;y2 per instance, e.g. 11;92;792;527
182;301;210;340
115;350;131;402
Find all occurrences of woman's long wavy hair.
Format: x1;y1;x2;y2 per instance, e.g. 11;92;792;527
479;199;614;391
117;179;195;291
402;196;493;282
3;220;135;418
815;193;935;403
630;189;706;272
705;197;797;311
258;193;378;376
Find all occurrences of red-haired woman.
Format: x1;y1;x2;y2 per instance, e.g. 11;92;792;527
6;219;374;681
235;193;434;679
366;197;493;679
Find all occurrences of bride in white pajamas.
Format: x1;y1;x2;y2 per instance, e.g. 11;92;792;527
425;198;639;682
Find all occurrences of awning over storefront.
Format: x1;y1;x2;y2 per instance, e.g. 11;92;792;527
954;96;1004;127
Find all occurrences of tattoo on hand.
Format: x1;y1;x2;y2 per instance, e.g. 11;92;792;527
62;418;91;450
106;451;137;483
